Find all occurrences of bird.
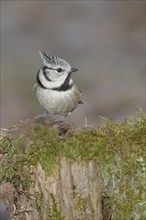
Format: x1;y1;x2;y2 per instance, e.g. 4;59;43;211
33;51;83;122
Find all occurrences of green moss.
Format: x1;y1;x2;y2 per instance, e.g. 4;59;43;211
49;194;64;220
33;191;44;213
0;109;145;219
73;189;94;217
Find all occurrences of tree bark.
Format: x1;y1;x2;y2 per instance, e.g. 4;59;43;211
0;158;110;220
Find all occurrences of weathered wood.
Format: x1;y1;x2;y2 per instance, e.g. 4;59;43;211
0;158;108;220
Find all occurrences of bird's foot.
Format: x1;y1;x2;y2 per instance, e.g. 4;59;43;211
35;113;67;125
35;112;54;124
54;115;67;123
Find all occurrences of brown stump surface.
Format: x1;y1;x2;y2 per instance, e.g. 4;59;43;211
0;159;110;220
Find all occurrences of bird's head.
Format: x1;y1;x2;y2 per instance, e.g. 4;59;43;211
39;51;78;82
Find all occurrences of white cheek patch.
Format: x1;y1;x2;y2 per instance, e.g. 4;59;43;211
49;71;58;81
39;69;68;89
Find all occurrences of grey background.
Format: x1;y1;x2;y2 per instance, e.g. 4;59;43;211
1;1;145;127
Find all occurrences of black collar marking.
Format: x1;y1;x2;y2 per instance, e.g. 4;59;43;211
52;73;72;92
37;69;48;89
43;66;52;82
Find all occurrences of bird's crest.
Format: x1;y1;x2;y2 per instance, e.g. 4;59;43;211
39;51;67;67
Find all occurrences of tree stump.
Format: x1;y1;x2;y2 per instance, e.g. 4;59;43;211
0;157;109;220
1;111;145;220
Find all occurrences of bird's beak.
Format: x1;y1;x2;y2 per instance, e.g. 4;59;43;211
70;68;78;73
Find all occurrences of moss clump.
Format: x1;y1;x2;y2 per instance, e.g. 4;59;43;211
73;189;94;218
33;191;44;213
0;109;145;219
49;194;64;220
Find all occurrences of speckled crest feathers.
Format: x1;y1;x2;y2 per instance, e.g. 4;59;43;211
39;51;69;67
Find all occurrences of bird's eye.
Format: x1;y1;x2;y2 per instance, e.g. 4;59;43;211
57;68;62;73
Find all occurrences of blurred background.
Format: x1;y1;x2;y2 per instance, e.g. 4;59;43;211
1;1;145;127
